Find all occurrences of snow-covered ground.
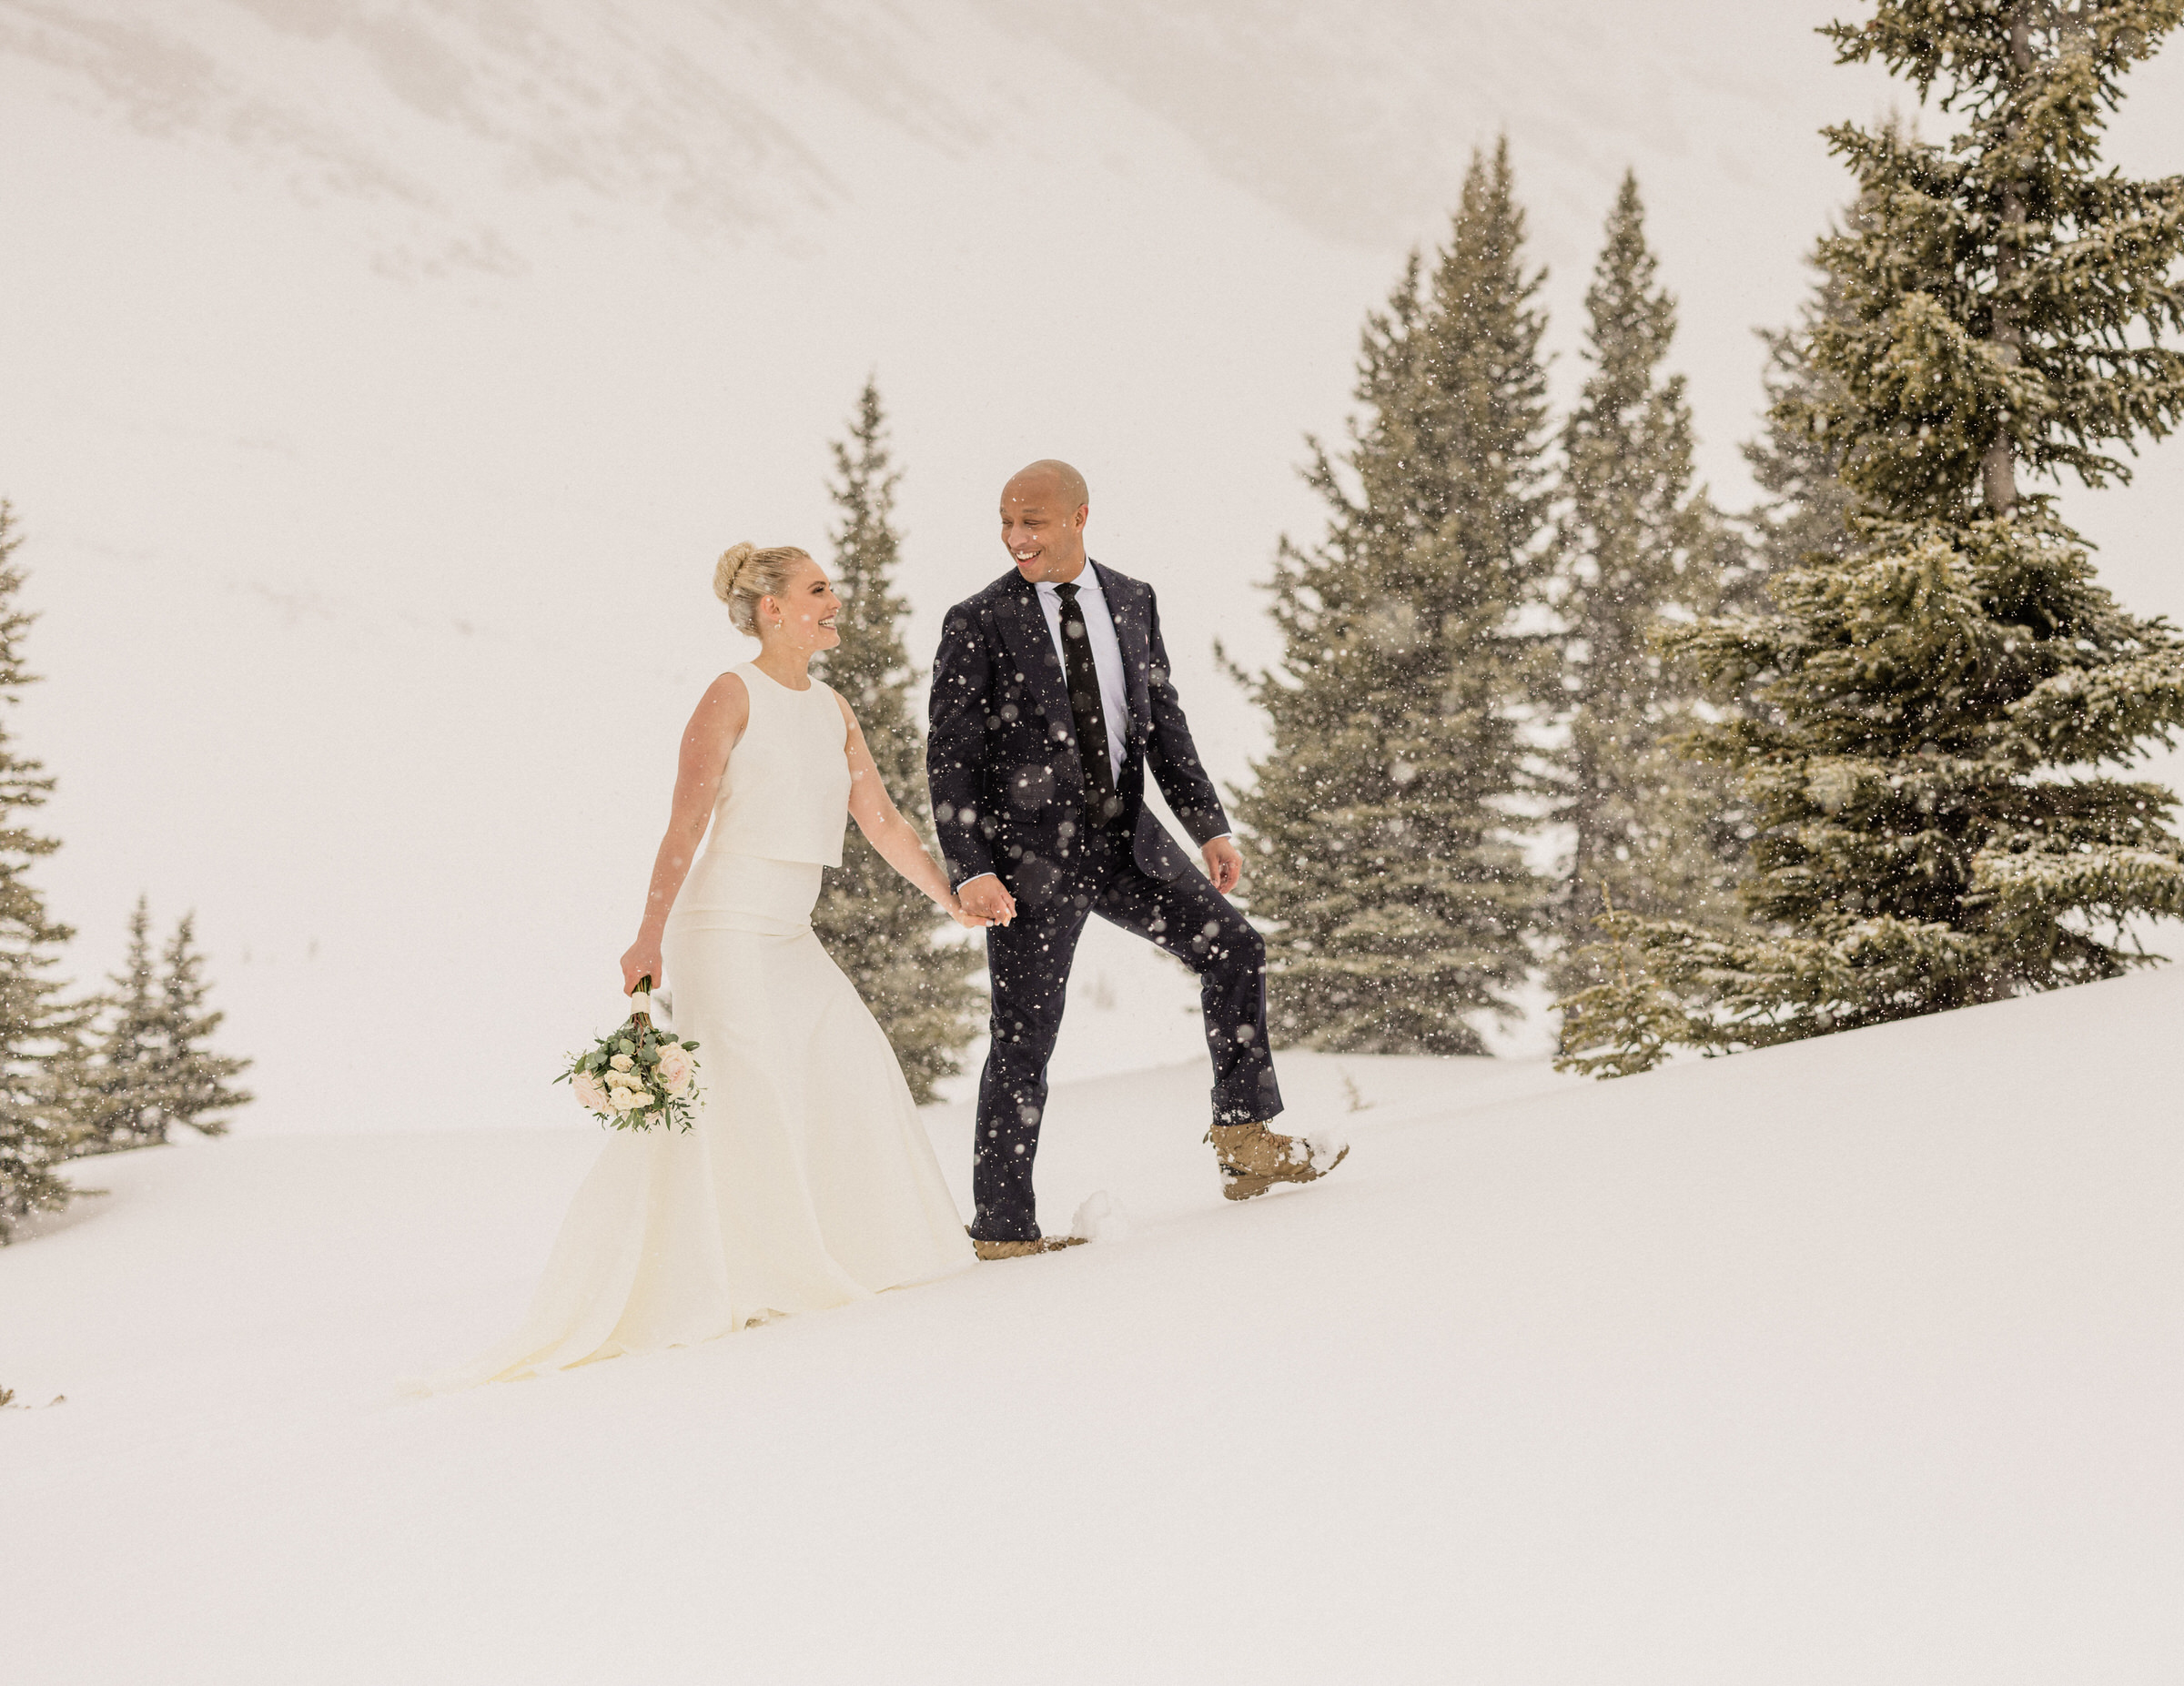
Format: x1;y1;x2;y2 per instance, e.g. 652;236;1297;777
5;965;2179;1683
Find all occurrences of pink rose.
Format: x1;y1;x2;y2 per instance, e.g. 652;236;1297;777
571;1070;610;1112
655;1044;695;1096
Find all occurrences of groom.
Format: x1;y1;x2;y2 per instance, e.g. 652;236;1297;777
929;459;1345;1259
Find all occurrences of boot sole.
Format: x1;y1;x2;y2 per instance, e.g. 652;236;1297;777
1220;1143;1350;1202
970;1235;1090;1260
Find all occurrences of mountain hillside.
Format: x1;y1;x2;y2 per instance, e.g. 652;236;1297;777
3;1;2181;1127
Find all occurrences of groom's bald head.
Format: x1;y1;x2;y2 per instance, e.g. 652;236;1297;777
1000;459;1091;584
1006;459;1089;511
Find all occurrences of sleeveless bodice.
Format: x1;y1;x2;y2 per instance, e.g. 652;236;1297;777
706;662;851;868
429;666;971;1393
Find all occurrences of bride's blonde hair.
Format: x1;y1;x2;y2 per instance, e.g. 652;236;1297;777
713;543;813;637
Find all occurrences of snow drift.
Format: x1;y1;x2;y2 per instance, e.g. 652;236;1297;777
4;964;2179;1682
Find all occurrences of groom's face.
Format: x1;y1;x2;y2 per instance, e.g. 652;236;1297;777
999;475;1088;584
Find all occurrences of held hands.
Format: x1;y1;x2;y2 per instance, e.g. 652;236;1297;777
1203;836;1245;895
956;875;1017;927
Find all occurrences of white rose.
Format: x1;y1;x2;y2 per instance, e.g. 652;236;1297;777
611;1086;645;1113
610;1053;635;1072
571;1071;610;1112
655;1045;694;1095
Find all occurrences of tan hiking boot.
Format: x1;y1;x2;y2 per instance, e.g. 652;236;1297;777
1208;1120;1350;1202
970;1233;1090;1261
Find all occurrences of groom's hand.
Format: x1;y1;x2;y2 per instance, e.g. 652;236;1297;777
1203;836;1243;895
958;874;1017;926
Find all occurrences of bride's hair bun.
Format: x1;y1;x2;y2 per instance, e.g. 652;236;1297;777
713;542;756;603
713;542;812;637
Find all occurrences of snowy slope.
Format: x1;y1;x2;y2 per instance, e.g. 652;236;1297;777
6;3;2183;1131
4;965;2179;1683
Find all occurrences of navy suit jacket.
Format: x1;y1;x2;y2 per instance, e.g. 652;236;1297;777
927;561;1230;896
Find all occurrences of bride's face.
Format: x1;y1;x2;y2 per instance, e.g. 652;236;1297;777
762;560;842;654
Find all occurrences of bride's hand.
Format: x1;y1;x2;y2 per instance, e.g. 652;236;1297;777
946;895;990;930
619;938;662;995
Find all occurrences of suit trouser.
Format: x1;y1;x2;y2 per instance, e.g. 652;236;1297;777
970;820;1283;1241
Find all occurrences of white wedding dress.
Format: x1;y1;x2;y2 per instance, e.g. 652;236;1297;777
435;662;974;1388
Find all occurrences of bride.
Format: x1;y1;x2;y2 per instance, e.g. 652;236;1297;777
439;542;987;1387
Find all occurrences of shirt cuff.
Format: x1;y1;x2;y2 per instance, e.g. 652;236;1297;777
955;872;1000;892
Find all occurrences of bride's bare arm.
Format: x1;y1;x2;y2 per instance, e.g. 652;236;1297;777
619;674;749;993
836;694;991;928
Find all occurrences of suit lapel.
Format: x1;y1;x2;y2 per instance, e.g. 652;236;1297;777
991;574;1079;772
1093;560;1154;746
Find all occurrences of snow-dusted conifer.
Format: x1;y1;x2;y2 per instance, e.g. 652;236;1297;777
1548;173;1745;1002
0;502;80;1239
72;895;168;1154
1232;141;1552;1054
1560;2;2184;1075
153;913;249;1138
810;379;980;1103
1744;257;1857;591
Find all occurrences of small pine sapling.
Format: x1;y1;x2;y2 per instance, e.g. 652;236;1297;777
154;913;251;1138
73;895;168;1154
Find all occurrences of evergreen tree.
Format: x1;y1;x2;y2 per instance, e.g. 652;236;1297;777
73;896;170;1155
1743;259;1857;591
1548;172;1745;1001
810;379;981;1103
153;912;250;1138
1560;2;2184;1075
1232;140;1553;1054
0;502;80;1240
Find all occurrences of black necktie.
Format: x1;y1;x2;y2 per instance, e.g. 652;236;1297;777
1054;581;1121;824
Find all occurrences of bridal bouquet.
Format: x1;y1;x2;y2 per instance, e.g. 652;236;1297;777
557;976;702;1132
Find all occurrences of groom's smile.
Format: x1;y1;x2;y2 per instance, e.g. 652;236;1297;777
999;459;1092;585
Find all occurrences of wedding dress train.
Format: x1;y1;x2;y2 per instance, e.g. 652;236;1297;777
435;661;973;1388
